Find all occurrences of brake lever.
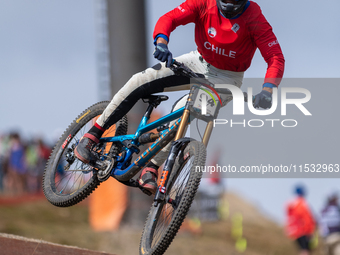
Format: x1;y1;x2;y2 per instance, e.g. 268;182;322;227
170;59;199;78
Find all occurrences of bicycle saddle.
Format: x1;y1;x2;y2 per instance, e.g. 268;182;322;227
142;95;169;105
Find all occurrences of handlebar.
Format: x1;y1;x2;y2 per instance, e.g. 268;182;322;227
170;59;200;79
170;59;249;103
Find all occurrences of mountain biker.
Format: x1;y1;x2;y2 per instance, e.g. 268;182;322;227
74;0;285;194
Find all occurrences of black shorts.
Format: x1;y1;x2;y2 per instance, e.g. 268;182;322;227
296;235;311;251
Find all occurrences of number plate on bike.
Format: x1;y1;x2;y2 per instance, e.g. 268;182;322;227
190;85;220;121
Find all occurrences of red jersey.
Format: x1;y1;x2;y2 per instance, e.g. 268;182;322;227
153;0;285;86
285;197;316;239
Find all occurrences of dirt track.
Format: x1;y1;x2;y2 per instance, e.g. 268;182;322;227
0;233;115;255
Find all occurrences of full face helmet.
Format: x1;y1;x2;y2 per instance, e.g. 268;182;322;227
216;0;248;19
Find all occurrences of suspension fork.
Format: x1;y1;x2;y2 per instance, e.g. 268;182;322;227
174;85;195;141
153;99;192;205
153;87;215;205
153;137;191;206
175;108;213;146
202;120;214;147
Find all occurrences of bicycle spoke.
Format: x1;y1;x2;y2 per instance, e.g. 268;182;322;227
69;172;84;193
58;171;73;194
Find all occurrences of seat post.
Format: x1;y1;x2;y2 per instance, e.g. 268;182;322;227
144;103;155;120
141;95;168;119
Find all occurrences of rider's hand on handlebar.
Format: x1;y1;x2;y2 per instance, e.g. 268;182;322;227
253;89;272;109
153;43;173;68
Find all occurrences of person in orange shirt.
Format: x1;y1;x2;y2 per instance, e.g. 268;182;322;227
285;185;316;255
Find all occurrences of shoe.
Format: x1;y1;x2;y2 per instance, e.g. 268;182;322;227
74;133;99;164
138;167;158;195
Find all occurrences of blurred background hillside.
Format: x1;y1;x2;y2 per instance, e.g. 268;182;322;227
0;191;327;255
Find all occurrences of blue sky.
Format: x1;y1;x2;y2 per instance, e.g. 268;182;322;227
1;0;339;223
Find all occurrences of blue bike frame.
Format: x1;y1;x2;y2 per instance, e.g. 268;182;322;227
99;106;186;178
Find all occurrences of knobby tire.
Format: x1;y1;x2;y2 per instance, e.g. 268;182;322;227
139;139;206;255
42;101;128;207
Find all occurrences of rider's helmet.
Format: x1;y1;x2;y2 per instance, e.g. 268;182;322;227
216;0;248;19
295;184;306;197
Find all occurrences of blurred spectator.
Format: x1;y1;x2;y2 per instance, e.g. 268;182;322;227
37;138;51;191
285;184;316;255
0;135;10;192
25;140;40;193
0;131;52;196
319;193;340;255
5;133;26;194
26;138;51;193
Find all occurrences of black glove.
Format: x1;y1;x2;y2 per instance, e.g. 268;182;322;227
153;43;173;68
253;90;272;109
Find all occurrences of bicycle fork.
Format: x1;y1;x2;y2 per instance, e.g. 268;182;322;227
153;87;214;206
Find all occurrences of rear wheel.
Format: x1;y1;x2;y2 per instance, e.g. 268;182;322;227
42;101;128;207
139;140;206;255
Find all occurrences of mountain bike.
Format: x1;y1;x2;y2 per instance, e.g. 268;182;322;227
42;60;247;255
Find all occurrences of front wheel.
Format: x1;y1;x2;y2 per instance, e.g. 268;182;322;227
139;139;206;255
42;101;128;207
